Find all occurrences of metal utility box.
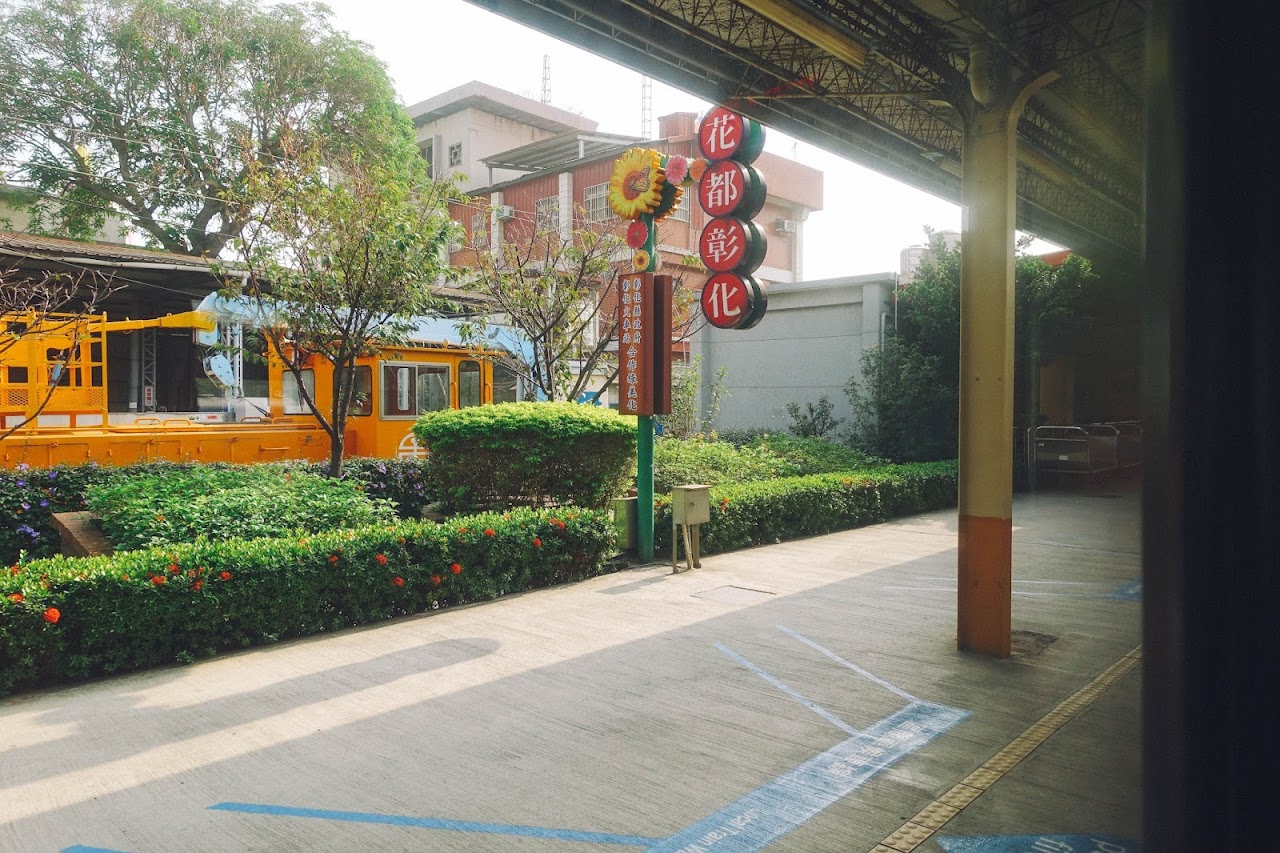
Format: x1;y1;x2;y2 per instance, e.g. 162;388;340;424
671;484;711;526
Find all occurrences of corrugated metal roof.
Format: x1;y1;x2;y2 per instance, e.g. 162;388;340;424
0;230;218;269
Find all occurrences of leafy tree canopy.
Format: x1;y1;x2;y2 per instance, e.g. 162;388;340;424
223;134;460;476
0;0;413;256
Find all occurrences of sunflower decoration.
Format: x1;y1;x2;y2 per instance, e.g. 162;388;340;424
632;249;652;271
609;148;666;220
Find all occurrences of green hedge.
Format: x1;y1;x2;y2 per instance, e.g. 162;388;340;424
85;465;399;551
0;507;616;696
414;402;637;510
0;459;436;565
654;461;957;555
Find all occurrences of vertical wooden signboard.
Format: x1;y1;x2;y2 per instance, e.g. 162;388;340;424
618;272;653;416
618;272;674;417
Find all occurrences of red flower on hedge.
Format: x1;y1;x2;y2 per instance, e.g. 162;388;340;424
431;574;442;587
328;554;339;564
450;562;462;575
375;553;388;566
549;518;566;529
168;562;181;574
191;580;204;591
392;576;405;587
43;607;60;624
484;528;495;537
533;537;542;548
9;565;20;575
458;527;469;534
151;575;166;586
6;592;22;603
219;571;232;581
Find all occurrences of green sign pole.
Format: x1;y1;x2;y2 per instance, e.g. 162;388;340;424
637;413;655;561
637;211;658;562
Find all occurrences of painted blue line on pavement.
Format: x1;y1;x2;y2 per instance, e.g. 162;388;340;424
1109;580;1142;601
936;832;1142;851
61;847;132;853
715;642;861;737
648;701;968;852
777;625;918;702
208;803;661;846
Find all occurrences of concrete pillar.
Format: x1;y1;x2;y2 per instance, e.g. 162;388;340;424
956;68;1057;657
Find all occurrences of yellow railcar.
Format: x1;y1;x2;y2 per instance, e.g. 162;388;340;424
0;308;501;470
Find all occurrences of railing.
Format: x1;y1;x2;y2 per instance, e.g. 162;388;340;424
1029;421;1139;488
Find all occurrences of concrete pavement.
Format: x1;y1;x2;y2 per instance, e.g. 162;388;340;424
1;481;1142;852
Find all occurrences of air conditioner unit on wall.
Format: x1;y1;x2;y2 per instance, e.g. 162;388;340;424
496;205;516;221
774;218;798;235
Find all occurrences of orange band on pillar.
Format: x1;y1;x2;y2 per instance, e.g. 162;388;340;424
958;513;1013;657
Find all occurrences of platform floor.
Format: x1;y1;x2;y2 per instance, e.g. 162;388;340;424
0;482;1142;853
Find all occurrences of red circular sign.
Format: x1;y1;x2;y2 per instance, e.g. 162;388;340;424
698;106;746;161
698;161;747;217
701;273;753;329
698;217;749;273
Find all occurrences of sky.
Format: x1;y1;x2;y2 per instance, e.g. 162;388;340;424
314;0;1054;280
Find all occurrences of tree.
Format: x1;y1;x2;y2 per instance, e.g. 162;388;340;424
457;206;701;404
225;132;459;477
658;355;727;439
0;0;408;256
457;207;624;403
846;233;1104;461
1;264;120;441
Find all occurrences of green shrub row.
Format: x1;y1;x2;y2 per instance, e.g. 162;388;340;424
414;402;637;510
653;433;886;493
0;459;435;564
654;461;958;555
0;507;616;696
86;465;399;551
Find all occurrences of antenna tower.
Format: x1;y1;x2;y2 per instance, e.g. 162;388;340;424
541;55;551;104
641;76;653;138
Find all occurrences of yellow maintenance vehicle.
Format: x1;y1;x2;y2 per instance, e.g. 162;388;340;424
1;299;508;470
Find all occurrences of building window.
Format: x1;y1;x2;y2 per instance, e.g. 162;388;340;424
584;182;611;222
420;142;434;178
535;196;560;233
670;200;691;223
448;142;462;167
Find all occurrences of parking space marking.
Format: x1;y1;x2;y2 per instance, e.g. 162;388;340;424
208;803;662;846
200;629;967;852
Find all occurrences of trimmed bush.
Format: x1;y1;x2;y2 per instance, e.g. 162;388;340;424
84;465;399;551
653;433;887;494
328;457;435;519
0;459;436;564
414;402;637;510
655;461;958;555
0;507;616;696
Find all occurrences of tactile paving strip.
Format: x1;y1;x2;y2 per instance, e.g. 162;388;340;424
868;646;1142;852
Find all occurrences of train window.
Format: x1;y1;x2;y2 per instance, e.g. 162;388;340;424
347;365;372;416
283;369;315;414
381;362;451;417
493;362;518;403
459;360;482;408
416;365;450;413
383;364;413;416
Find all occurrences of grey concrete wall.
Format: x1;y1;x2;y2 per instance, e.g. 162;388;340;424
696;273;894;435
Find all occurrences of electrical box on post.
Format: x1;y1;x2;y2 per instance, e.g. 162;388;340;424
672;484;711;526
